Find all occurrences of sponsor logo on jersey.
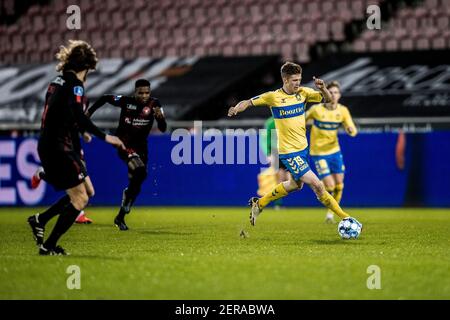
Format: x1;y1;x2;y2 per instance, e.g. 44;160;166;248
272;103;305;119
313;120;341;130
73;86;84;96
132;119;150;126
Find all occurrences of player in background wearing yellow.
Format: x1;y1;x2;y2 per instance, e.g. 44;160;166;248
228;62;361;231
306;81;357;223
257;117;288;210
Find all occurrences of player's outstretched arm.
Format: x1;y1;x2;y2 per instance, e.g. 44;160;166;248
313;77;332;102
228;100;252;117
85;95;120;117
69;89;108;141
343;109;358;137
105;134;125;150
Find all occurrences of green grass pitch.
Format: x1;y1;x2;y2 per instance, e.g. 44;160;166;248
0;207;449;299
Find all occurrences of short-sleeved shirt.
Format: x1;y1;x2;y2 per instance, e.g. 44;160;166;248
251;87;322;155
306;103;357;156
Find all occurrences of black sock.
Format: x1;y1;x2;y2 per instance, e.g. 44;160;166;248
125;174;145;207
126;185;139;204
38;195;71;225
117;207;127;220
43;203;80;249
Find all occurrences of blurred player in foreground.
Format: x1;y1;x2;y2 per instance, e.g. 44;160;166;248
27;40;124;255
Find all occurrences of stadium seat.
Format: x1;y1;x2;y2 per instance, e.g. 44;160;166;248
0;0;448;64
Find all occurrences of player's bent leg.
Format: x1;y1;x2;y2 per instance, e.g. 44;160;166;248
126;166;147;202
322;175;336;223
67;184;89;211
28;195;71;246
83;177;95;198
115;158;147;231
258;182;289;209
322;176;335;194
250;150;309;226
40;183;88;255
249;173;300;226
332;173;344;205
301;171;349;220
75;178;94;224
273;168;289;210
122;156;147;214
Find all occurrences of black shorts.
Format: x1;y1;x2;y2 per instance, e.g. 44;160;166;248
38;144;88;191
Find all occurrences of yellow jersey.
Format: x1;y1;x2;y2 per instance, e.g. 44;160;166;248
306;103;357;156
251;87;322;155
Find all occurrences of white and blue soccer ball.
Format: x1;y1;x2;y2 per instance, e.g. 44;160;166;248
338;217;362;239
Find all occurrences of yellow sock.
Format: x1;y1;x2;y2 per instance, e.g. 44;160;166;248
325;186;335;216
318;191;349;219
333;183;344;204
259;183;288;209
326;186;335;196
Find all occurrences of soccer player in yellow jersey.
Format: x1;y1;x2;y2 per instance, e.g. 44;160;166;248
228;62;361;231
306;81;357;223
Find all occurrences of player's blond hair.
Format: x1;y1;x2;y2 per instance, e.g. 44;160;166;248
56;40;98;72
327;80;341;91
280;62;302;78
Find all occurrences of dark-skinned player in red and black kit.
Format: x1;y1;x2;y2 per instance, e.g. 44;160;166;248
86;79;167;230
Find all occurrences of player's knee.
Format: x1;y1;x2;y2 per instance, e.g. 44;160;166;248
71;196;88;211
312;180;326;196
325;183;335;194
81;193;89;207
71;201;81;211
284;179;297;192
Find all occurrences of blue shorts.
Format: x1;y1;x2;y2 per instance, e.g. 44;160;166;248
310;151;345;180
279;149;311;181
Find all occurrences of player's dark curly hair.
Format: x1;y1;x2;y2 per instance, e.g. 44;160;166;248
327;80;341;91
280;62;302;78
56;40;98;72
135;79;150;88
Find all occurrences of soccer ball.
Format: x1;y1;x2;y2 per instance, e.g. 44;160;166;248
338;217;362;239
